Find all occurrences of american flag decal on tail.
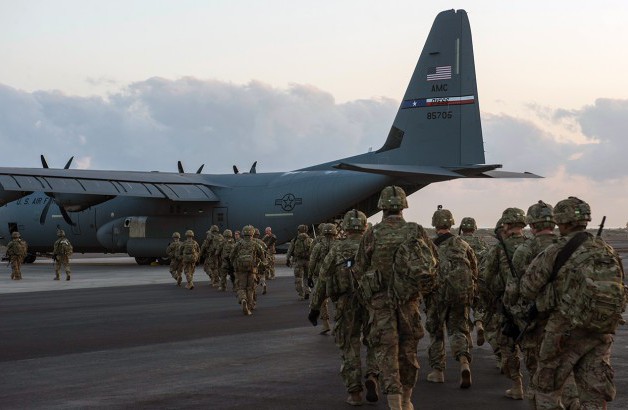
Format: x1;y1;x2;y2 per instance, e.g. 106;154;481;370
427;65;452;81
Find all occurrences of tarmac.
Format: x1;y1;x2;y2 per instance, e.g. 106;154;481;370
0;250;627;409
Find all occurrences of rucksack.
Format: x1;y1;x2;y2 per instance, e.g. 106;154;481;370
181;241;198;263
59;239;73;256
558;234;626;334
391;222;438;304
235;240;259;273
293;234;311;259
436;235;474;304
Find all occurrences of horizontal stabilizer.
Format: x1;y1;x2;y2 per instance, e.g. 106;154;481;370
334;163;462;178
479;170;542;179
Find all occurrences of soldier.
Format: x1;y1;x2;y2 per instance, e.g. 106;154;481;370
234;230;241;242
218;229;236;291
6;231;27;280
262;226;277;279
229;225;266;315
355;186;435;410
309;210;379;405
459;217;488;346
480;207;528;400
307;222;337;334
520;197;625;409
52;229;73;281
425;207;477;388
511;201;579;408
178;230;200;290
287;224;313;300
208;225;225;287
199;229;212;284
253;228;269;295
166;232;183;286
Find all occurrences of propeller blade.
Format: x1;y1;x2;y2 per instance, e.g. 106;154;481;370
41;155;49;169
58;203;76;226
63;156;74;169
177;161;184;174
39;199;52;225
233;165;239;174
249;161;257;174
196;164;205;174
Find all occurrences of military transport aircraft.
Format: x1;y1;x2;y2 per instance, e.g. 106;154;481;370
0;9;537;264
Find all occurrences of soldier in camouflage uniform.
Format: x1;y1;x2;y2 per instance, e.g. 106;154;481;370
253;228;269;296
308;223;338;334
262;227;277;279
480;207;528;400
52;229;73;281
6;231;27;280
286;225;313;300
355;186;431;410
520;197;626;409
229;225;266;315
178;230;200;290
200;229;212;283
166;232;183;286
459;217;488;346
218;229;236;291
309;210;379;406
425;207;477;388
208;226;225;287
511;201;579;409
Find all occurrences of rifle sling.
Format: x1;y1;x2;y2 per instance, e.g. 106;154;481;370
433;232;454;247
550;231;590;282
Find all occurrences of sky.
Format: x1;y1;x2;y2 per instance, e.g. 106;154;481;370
1;0;627;228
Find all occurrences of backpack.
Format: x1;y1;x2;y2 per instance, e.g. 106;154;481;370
293;234;311;259
558;235;626;333
391;222;438;304
235;240;259;273
59;239;73;256
327;243;359;302
181;241;199;263
436;235;474;304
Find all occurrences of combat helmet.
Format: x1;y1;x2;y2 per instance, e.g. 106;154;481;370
297;224;308;234
172;232;181;239
223;229;233;238
185;230;194;237
242;225;255;237
254;228;261;238
460;217;477;232
554;196;591;226
11;231;20;239
432;205;455;229
322;223;337;236
210;225;220;233
57;229;66;237
342;209;367;232
317;223;326;235
377;185;408;211
501;207;526;226
526;200;555;226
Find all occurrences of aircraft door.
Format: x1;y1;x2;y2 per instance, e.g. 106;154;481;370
212;207;228;232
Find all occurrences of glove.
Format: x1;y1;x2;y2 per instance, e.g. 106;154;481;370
526;303;539;321
308;309;320;326
307;277;315;288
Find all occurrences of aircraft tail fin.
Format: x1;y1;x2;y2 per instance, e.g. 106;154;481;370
377;9;483;167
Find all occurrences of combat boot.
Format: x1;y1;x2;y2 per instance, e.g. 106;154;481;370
345;391;362;406
319;319;331;335
386;393;402;410
476;322;485;346
459;356;472;389
262;284;267;295
176;276;182;287
401;386;414;410
241;300;252;316
505;377;524;400
427;369;444;383
364;374;379;403
66;274;71;281
54;274;60;280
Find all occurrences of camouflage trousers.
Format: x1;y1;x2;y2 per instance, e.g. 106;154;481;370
521;324;580;409
293;259;310;298
169;259;182;282
496;318;523;382
54;256;71;277
236;271;256;309
366;292;424;395
267;254;276;279
182;262;196;286
334;293;377;393
218;266;230;290
310;277;329;321
533;329;615;410
9;258;22;280
425;297;471;369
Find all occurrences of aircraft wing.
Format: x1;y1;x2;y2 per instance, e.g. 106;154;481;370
0;167;220;202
